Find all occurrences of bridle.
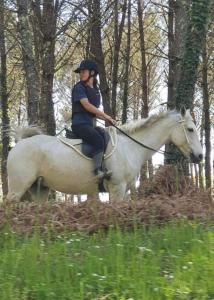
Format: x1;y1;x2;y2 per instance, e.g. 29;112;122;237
98;115;191;158
178;117;191;146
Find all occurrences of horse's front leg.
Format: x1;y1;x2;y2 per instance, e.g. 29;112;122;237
107;182;127;203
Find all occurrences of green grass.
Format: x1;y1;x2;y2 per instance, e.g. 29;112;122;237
0;221;214;300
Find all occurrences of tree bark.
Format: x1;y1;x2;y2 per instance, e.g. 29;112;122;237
16;0;39;125
175;0;211;110
111;0;127;118
194;163;199;188
89;0;112;116
122;0;131;124
165;0;190;165
137;0;150;194
0;0;10;196
166;0;211;174
137;0;148;118
202;35;211;188
39;0;57;135
167;0;176;108
198;122;204;189
172;0;190;96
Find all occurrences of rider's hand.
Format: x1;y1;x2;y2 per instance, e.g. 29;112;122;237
105;114;116;125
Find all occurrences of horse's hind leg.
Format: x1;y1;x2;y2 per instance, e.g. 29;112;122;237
7;170;37;202
28;178;50;202
20;178;50;202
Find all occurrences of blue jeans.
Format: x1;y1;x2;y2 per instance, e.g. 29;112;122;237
72;124;105;155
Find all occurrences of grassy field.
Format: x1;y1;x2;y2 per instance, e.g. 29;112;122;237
0;221;213;300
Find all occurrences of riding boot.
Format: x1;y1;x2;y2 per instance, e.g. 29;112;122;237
93;151;105;179
102;161;112;179
93;151;112;180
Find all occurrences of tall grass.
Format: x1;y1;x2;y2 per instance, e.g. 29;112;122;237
0;221;213;300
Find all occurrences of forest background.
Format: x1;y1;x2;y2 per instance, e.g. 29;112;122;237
0;0;213;198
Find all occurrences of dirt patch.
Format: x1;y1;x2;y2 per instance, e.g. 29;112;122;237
0;188;213;234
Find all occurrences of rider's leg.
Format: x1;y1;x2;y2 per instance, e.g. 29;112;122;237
94;127;112;179
72;124;106;178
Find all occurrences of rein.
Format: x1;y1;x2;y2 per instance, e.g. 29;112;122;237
57;115;189;159
97;116;189;158
109;122;173;156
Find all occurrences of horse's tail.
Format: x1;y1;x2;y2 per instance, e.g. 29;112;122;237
13;126;43;142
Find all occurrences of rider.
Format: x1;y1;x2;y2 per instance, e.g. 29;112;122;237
71;59;115;179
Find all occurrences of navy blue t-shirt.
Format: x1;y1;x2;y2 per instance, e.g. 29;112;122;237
72;81;101;126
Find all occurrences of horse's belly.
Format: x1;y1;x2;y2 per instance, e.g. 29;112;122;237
41;168;98;195
43;178;98;194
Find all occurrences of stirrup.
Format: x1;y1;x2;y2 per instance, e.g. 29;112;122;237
94;168;105;180
103;169;112;180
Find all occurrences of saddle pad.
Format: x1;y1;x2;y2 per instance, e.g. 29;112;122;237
58;137;83;146
58;126;117;160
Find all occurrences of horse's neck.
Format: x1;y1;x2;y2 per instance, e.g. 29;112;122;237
130;115;174;163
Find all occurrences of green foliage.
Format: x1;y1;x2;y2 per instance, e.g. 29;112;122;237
176;0;211;109
0;222;213;299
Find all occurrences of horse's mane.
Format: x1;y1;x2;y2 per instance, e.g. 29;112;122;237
119;111;177;134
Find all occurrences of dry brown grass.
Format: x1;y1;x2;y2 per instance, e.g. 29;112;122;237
139;165;194;196
0;188;213;235
1;166;213;235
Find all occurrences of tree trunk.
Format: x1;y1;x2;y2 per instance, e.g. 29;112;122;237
194;163;199;188
39;0;57;135
165;0;176;164
166;0;211;174
122;0;131;124
0;0;10;196
198;162;204;189
165;0;190;165
89;0;112;116
16;0;39;125
137;0;150;194
167;0;190;105
198;122;204;189
133;87;140;120
175;0;211;110
137;0;148;118
190;163;194;184
111;0;127;118
202;35;211;188
173;0;190;93
167;0;176;108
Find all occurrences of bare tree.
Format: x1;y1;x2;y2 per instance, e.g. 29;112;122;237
137;0;148;118
111;0;127;118
122;0;131;124
16;0;40;125
202;34;211;188
175;0;211;110
39;0;58;135
0;0;10;196
89;0;112;116
167;0;175;108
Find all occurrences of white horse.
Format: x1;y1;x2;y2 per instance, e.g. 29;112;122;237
7;109;203;202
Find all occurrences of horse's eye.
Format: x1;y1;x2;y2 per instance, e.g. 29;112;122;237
188;128;194;132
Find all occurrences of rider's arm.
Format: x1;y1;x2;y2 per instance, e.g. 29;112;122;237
80;98;115;124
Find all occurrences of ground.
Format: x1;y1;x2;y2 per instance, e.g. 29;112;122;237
0;187;213;234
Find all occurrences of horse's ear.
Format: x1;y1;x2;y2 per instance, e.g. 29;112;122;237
180;106;186;117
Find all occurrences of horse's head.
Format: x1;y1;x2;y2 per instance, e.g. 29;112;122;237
170;108;203;163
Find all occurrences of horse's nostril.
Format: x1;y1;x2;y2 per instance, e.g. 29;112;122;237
199;154;203;160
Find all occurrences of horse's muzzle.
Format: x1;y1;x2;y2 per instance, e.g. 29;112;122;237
190;152;203;164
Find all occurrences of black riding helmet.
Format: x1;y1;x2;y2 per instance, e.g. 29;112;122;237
74;59;99;74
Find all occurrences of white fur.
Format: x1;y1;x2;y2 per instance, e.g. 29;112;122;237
7;110;203;202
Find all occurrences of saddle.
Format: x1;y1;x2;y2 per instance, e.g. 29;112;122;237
58;126;116;159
